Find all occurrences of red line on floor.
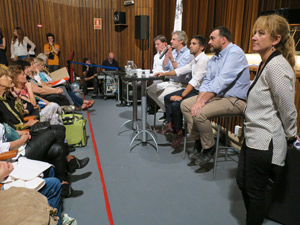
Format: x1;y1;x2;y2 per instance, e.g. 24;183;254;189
85;104;114;225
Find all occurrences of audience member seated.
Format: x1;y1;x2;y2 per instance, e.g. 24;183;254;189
181;26;250;165
9;64;63;124
102;52;119;71
0;68;89;197
20;59;94;110
0;161;62;224
44;33;60;72
155;35;209;147
148;31;193;121
82;57;99;98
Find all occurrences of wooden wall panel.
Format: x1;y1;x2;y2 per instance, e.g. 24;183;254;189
0;0;154;74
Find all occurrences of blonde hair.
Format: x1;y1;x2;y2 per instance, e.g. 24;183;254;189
0;67;10;78
253;14;295;68
34;57;46;66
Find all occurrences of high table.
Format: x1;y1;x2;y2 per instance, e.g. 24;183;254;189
120;75;163;152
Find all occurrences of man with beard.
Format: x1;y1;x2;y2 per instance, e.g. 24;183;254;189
181;27;250;164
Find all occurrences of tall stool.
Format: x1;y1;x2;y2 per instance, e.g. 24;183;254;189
211;114;244;179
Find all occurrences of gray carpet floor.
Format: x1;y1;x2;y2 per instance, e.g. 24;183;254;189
63;96;281;225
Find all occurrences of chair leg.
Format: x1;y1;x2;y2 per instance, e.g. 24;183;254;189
213;124;221;179
153;103;157;129
182;120;187;159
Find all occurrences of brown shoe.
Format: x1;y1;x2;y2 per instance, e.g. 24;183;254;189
171;130;184;147
157;122;173;134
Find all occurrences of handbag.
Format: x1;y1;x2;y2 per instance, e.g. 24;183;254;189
29;121;50;133
3;123;21;141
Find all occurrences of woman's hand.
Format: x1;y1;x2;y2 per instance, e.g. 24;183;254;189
0;161;14;182
55;87;63;94
25;119;39;127
20;132;31;143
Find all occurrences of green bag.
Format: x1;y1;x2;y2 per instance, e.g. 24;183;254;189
60;114;87;147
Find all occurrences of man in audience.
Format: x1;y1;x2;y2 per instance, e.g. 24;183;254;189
82;57;99;98
181;27;250;165
102;52;119;71
148;30;193;121
44;33;60;72
155;35;209;147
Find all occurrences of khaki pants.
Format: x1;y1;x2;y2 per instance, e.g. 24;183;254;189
181;96;246;149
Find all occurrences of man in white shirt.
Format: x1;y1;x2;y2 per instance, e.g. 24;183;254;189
147;35;168;114
152;35;168;74
155;35;209;147
148;31;193;121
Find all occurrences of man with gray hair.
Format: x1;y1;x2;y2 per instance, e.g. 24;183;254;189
148;30;193;122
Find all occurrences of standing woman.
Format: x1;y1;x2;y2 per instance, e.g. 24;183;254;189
0;28;8;66
237;14;297;225
10;27;35;61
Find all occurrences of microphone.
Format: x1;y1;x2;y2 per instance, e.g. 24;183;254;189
159;45;170;59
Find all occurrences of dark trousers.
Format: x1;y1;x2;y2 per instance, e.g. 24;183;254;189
83;77;99;95
25;127;68;181
236;140;282;225
164;88;198;132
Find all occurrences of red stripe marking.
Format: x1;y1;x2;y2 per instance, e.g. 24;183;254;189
84;98;114;225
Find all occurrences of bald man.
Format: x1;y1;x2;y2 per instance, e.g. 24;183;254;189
102;52;119;71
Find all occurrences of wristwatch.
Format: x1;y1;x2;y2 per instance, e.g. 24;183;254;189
171;59;176;63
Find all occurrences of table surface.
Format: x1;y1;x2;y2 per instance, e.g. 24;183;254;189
122;76;164;81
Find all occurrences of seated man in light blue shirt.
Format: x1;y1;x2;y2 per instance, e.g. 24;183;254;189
147;31;193;121
181;26;250;164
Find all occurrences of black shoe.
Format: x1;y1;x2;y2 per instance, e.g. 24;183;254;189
158;113;166;122
197;145;216;163
195;162;214;173
68;157;90;173
189;140;202;159
61;183;83;198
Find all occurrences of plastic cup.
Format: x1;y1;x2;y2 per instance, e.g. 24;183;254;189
136;69;142;78
144;69;150;78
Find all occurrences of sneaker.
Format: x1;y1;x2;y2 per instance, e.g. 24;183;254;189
158;115;166;122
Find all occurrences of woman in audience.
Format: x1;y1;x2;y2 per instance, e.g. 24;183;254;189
31;56;94;110
236;14;297;225
9;64;63;124
0;28;8;66
10;27;35;61
0;67;89;197
0;160;62;224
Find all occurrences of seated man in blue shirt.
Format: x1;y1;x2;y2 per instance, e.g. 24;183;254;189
181;27;250;165
147;31;193;121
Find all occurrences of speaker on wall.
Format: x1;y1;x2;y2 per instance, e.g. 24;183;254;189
114;11;126;24
135;15;149;40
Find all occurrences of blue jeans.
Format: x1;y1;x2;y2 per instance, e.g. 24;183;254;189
40;167;62;225
68;89;83;107
164;88;199;132
18;55;28;60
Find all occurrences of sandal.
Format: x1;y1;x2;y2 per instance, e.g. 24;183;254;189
86;100;95;108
